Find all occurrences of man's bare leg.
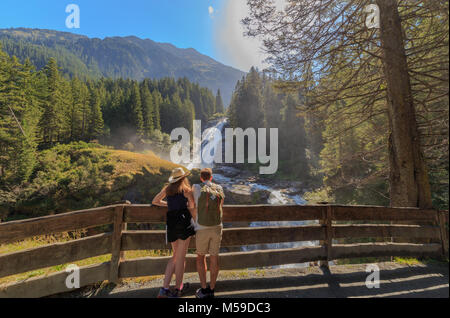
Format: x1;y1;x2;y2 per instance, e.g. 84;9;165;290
196;254;208;289
209;255;219;290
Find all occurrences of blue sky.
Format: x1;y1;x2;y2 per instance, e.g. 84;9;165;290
0;0;272;71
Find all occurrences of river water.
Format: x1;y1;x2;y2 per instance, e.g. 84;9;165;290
185;118;318;268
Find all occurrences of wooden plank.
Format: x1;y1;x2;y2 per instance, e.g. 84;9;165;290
121;225;325;251
332;243;442;259
221;225;324;247
124;204;324;223
0;206;116;244
119;246;327;278
222;205;324;222
333;224;441;240
0;262;110;298
333;205;437;222
109;206;124;283
438;211;449;257
0;233;112;278
124;205;165;223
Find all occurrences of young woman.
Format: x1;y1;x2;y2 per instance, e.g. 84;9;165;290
152;168;196;298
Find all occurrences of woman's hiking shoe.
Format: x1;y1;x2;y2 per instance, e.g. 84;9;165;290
180;282;190;296
157;288;171;298
169;289;181;298
157;283;190;298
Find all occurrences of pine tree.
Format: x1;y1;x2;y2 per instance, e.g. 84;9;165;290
263;82;282;128
140;83;154;138
215;89;225;114
39;58;64;144
281;94;308;179
87;84;104;140
151;90;162;131
79;80;91;140
128;81;144;137
67;77;83;141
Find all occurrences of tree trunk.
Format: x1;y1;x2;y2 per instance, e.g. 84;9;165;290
376;0;432;208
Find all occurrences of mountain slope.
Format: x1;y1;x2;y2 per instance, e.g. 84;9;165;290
0;28;244;105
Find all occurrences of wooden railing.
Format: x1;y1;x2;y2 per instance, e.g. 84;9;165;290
0;204;448;298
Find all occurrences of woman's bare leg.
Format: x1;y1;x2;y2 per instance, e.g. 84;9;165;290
174;237;191;290
163;241;178;289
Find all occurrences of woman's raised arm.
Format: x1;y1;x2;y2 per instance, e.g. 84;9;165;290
152;187;168;207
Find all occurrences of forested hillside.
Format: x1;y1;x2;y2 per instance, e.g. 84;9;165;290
0;142;183;221
0;28;245;105
0;46;223;189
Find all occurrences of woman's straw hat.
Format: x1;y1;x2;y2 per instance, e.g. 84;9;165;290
168;167;191;184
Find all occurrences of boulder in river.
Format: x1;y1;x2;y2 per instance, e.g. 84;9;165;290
224;184;271;205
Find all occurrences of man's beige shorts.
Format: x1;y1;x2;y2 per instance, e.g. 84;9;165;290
196;226;223;256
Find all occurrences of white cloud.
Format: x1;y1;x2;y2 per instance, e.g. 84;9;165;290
213;0;271;72
208;6;214;17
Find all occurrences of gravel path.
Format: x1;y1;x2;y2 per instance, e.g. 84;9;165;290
61;262;448;298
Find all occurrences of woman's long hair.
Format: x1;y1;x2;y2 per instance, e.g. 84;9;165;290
166;177;191;197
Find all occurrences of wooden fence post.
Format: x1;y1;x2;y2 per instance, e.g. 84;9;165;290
319;205;333;268
326;205;333;265
119;202;131;262
438;210;449;259
110;205;125;283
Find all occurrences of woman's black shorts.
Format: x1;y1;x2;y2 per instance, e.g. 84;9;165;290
166;208;195;243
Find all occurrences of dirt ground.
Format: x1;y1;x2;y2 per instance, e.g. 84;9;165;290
58;262;449;298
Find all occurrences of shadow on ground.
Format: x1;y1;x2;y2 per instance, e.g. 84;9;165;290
85;263;448;298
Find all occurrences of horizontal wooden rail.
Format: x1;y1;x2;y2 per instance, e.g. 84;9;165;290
0;262;110;298
121;225;325;250
332;224;441;240
119;246;327;278
333;206;438;222
124;205;324;223
0;233;112;278
0;206;116;244
331;243;442;259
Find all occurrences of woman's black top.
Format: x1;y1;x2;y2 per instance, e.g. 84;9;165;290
167;192;188;212
165;191;195;243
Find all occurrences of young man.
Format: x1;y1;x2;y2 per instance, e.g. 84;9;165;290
193;168;225;299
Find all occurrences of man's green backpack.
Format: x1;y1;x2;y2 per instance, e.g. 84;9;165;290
197;183;224;226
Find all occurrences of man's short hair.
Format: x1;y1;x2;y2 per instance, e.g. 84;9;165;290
200;168;213;181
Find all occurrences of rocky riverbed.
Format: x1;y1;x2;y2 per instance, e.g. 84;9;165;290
212;165;307;206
